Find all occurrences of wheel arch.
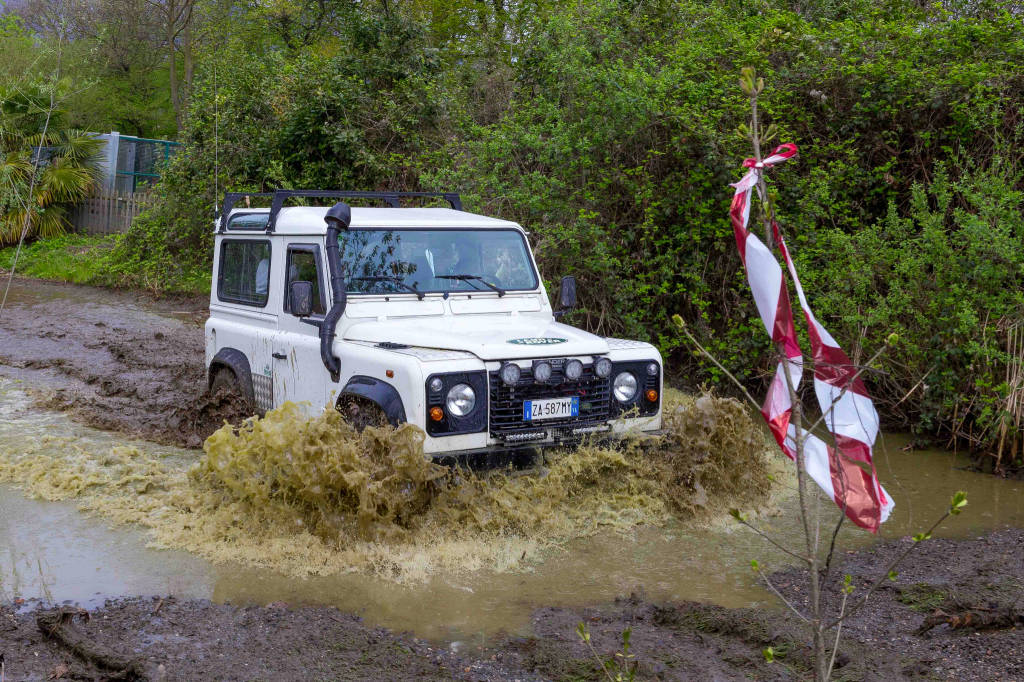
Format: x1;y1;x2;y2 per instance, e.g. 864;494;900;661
338;375;407;426
209;347;256;402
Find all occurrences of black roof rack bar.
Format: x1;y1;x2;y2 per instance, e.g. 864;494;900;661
220;190;464;233
219;192;275;232
266;190;463;233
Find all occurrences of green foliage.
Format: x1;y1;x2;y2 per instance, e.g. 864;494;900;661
0;234;116;283
950;491;968;515
0;80;103;244
43;0;1024;451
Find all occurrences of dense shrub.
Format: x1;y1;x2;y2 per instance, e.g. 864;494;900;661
101;0;1024;451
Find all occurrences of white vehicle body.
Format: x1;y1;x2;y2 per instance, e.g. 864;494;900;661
205;192;662;460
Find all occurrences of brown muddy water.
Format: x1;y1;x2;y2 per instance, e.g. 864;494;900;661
0;280;1022;646
1;378;1022;644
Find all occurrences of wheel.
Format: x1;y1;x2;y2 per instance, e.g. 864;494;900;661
210;367;242;397
337;394;388;431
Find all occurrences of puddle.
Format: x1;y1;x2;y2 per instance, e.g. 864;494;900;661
1;374;1021;642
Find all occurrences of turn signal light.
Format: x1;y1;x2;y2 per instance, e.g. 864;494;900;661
429;406;444;422
645;389;659;402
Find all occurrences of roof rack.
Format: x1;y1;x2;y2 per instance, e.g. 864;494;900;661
219;190;463;233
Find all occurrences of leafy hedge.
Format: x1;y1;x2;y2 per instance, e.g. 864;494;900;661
100;0;1024;454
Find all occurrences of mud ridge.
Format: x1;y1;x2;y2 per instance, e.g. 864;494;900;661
0;279;249;448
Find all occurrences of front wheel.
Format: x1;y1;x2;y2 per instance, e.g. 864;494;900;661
336;394;388;431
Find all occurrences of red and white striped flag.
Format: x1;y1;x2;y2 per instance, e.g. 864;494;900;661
729;143;894;532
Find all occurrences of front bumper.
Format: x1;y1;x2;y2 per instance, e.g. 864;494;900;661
430;426;666;468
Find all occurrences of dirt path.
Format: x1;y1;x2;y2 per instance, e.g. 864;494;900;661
0;278;249;448
2;528;1021;681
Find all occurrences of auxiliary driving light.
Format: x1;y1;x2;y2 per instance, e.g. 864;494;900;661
500;362;521;386
564;358;583;381
594;357;612;378
646;362;659;376
429;377;444;393
429;406;444;421
446;383;476;416
533;360;553;383
613;372;638;403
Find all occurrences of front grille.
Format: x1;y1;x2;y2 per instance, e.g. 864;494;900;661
489;365;611;436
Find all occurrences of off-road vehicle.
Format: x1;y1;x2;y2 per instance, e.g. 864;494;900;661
205;191;662;462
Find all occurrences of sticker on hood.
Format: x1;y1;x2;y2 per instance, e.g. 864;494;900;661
507;337;568;345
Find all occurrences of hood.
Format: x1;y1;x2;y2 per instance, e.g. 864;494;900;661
343;315;609;360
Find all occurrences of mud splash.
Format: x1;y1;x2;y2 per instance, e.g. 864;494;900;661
0;387;772;582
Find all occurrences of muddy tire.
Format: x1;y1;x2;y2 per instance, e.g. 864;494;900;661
337;395;388;431
210;367;242;398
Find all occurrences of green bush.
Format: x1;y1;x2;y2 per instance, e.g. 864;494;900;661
100;0;1024;450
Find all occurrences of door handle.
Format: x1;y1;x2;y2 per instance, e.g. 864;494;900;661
272;352;287;360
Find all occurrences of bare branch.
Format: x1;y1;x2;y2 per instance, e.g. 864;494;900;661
674;321;762;411
826;589;849;679
760;570;810;623
738;519;810;564
826;510;952;629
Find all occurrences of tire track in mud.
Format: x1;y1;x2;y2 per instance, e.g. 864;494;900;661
0;279;251;449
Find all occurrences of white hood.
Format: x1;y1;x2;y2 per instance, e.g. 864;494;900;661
343;315;609;360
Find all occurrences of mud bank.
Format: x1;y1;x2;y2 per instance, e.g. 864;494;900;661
0;278;245;448
2;528;1021;681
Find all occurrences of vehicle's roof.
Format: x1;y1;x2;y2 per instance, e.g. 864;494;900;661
224;206;522;234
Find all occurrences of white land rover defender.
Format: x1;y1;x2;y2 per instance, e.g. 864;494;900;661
205;190;662;463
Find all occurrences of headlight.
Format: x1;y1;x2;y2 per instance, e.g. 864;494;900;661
594;357;612;378
500;362;521;386
533;360;552;383
613;372;638;403
564;359;583;381
646;362;659;376
428;377;444;393
446;383;476;416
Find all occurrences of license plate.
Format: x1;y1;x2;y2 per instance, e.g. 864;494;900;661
523;397;579;421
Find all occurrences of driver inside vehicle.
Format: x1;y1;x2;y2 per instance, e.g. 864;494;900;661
394;235;434;289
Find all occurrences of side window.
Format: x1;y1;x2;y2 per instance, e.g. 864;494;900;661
284;246;326;315
218;239;271;307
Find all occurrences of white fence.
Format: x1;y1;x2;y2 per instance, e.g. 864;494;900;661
69;192;156;235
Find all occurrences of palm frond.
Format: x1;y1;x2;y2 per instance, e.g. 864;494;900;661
34;204;68;239
39;159;96;204
58;130;104;168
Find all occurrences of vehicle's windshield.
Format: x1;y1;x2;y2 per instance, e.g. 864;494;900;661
338;229;538;294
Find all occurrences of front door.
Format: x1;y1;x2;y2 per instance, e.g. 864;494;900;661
272;242;331;414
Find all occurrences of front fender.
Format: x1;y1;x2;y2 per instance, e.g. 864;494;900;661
340;375;407;426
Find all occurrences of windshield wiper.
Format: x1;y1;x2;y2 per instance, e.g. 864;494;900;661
347;276;425;300
437;274;506;297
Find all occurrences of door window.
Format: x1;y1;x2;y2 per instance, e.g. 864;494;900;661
284;246;326;315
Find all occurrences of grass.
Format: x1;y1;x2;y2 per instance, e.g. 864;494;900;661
0;234;117;285
0;233;210;297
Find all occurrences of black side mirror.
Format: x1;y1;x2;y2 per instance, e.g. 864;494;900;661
289;280;314;317
555;276;577;319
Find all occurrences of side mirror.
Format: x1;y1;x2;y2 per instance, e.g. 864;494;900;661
555;276;577;318
289;280;314;317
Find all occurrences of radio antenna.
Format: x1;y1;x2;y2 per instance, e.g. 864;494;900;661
213;60;220;222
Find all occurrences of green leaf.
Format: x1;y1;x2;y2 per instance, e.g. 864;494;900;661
950;491;967;515
888;570;898;581
763;646;775;663
750;559;760;571
729;508;747;523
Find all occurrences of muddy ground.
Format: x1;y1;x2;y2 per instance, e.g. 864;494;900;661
1;278;1022;680
1;528;1021;681
0;278;248;448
